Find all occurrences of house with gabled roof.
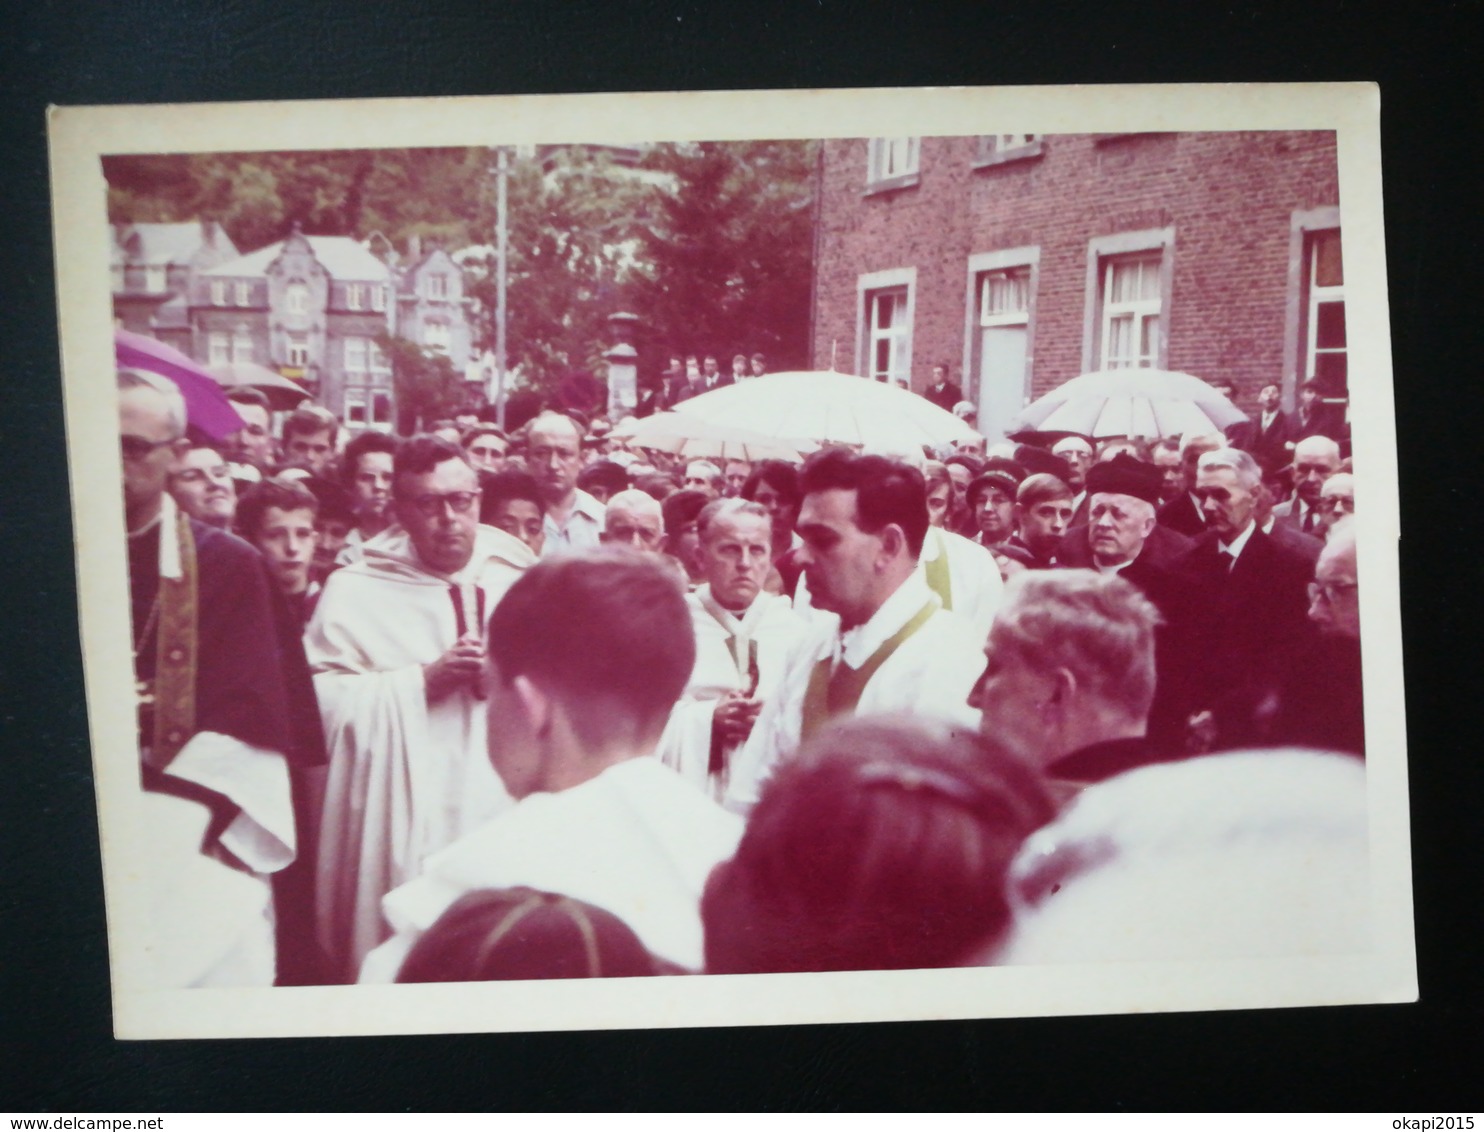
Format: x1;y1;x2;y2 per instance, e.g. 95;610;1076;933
110;220;240;353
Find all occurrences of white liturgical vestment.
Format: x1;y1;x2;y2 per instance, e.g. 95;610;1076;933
725;572;986;813
655;585;811;802
360;757;743;981
304;523;534;981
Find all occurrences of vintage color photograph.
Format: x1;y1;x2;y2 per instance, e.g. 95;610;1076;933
48;84;1412;1039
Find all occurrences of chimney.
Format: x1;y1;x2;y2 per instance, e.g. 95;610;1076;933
408;233;422;261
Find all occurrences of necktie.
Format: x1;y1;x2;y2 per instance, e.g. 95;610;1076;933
1302;506;1315;535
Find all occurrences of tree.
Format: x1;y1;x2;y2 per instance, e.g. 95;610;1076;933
631;140;816;370
377;333;463;434
462;148;653;401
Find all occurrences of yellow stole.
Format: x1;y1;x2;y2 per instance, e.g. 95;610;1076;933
799;599;938;744
143;506;198;768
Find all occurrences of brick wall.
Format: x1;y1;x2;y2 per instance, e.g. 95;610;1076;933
812;131;1340;420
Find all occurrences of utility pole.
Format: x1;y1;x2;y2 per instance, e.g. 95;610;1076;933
495;145;510;431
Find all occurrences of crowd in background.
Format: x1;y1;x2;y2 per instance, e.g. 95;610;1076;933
118;358;1368;989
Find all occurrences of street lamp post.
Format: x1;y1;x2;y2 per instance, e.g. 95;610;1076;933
494;145;510;432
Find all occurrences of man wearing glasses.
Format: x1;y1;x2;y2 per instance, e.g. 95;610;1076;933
305;434;536;982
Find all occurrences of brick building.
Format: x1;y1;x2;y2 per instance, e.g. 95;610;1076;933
810;132;1345;440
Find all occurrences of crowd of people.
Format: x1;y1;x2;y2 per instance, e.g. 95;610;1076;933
118;364;1368;989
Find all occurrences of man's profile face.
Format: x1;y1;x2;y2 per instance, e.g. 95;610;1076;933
286;427;335;475
255;505;318;596
602;501;664;554
487;497;544;557
974;485;1016;544
118;385;186;521
527;419;583;502
1300;386;1320;410
1089;493;1155;567
969;626;1046;761
796;488;885;628
1195;466;1256;542
169;446;236;528
351;451;393;523
1293;441;1340;505
394;457;482;574
228;403;274;468
700;511;773;611
1309;540;1360;640
1052;438;1093;489
1018;496;1075;559
465;435;508;474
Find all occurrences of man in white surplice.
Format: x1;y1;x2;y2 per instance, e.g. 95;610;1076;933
360;550;741;981
305;435;535;981
725;450;987;814
656;499;810;801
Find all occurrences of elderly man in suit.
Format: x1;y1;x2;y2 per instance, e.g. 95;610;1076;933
1273;435;1342;538
1170;447;1316;752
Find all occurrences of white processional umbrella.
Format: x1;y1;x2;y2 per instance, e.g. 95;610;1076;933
1008;368;1247;440
614;410;815;463
677;370;980;456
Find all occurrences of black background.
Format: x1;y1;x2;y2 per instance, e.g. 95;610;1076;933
1;0;1479;1112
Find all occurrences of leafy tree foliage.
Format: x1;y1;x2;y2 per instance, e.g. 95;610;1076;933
631;140;817;372
376;332;463;434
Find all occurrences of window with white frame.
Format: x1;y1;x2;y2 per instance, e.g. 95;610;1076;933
210;280;227;306
369;340;389;373
344;336;368;373
423;321;451;355
1304;227;1346;394
286;335;309;367
866;289;911;384
1098;254;1163;370
371;285;387;312
976;134;1040;164
285;282;309;315
347;283;364;310
208;331;230;366
866;138;920;187
144;265;167;293
426;273;449;300
980;267;1031;326
234;281;251;306
231;326;253;364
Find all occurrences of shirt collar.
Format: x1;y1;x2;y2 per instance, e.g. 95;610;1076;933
838;571;936;670
1218;519;1258;560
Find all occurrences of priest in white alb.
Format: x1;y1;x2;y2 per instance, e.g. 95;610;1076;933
304;435;534;981
655;499;811;802
725;450;987;814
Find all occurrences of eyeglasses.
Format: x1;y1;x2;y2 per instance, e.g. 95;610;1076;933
1318;497;1355;515
120;434;178;461
1308;580;1358;606
401;490;481;517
